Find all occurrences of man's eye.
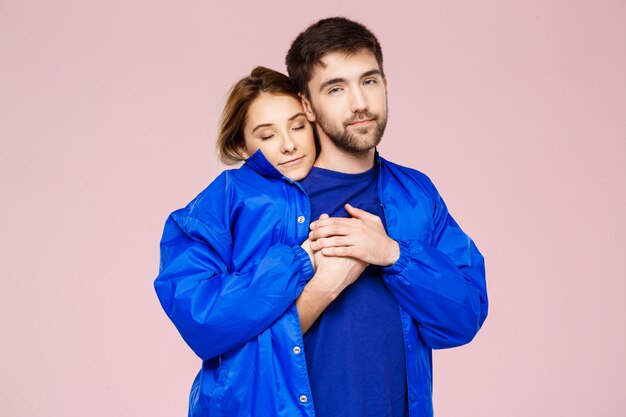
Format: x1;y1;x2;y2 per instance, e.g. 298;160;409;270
364;79;377;86
329;87;342;95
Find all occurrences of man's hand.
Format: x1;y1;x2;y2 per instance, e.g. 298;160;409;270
308;204;400;267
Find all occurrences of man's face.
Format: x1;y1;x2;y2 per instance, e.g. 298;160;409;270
303;49;388;155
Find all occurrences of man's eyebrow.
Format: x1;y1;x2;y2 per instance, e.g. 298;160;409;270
362;69;383;78
318;69;383;92
319;78;346;92
251;113;306;134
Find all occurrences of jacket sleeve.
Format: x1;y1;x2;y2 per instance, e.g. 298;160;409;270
154;211;314;360
382;177;488;349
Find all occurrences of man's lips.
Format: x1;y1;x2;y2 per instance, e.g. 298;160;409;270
347;118;374;126
278;156;305;166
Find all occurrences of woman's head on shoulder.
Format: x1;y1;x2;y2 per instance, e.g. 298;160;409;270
217;66;317;181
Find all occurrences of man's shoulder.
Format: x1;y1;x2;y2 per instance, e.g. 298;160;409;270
378;156;437;194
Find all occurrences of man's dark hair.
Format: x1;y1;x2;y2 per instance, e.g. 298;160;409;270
285;17;384;98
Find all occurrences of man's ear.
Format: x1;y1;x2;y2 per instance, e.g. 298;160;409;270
299;92;316;123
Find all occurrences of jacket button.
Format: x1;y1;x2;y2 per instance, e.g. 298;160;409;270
299;395;308;403
297;216;305;224
293;346;301;355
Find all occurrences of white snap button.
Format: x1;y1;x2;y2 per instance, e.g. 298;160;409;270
293;346;301;355
299;395;308;403
297;216;305;224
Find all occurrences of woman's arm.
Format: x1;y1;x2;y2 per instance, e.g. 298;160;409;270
154;211;314;360
296;247;368;334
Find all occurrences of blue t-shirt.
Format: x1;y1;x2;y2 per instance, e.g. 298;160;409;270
299;164;408;417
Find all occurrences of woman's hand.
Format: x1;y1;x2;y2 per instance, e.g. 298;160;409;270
301;238;316;270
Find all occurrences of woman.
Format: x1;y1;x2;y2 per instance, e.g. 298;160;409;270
154;67;319;416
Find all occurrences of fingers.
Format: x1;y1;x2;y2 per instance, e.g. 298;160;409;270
309;224;355;241
310;236;353;250
309;213;329;230
310;216;353;231
310;206;380;230
345;204;379;221
320;246;355;257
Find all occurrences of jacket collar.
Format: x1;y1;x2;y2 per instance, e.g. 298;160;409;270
244;148;385;181
243;150;285;180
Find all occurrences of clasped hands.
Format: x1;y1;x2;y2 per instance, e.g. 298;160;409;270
296;204;400;332
302;203;400;271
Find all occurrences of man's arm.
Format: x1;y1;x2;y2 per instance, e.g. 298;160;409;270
308;202;488;349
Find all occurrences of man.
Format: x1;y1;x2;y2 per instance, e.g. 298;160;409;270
287;17;488;417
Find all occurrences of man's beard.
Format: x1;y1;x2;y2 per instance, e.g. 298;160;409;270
313;105;388;156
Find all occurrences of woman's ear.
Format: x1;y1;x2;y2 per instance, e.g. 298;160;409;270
238;146;249;159
299;93;316;123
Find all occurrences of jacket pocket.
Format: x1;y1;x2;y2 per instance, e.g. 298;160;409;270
208;366;232;417
194;359;232;417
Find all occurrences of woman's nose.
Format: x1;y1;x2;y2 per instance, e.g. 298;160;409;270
282;134;296;153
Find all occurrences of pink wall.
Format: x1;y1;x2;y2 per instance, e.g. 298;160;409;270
1;1;624;416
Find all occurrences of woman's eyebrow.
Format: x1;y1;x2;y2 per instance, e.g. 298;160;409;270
251;123;273;134
288;112;306;121
251;113;305;133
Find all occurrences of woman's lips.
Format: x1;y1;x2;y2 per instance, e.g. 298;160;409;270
279;156;305;166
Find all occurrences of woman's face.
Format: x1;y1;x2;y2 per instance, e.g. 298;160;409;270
242;93;316;181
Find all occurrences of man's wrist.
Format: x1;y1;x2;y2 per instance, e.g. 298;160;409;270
383;239;401;266
381;239;410;274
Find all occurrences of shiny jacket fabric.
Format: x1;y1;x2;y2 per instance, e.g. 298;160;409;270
154;150;488;417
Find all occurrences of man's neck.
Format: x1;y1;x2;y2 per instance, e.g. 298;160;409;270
314;143;375;174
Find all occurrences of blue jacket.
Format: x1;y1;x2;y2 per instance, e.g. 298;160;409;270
154;150;488;417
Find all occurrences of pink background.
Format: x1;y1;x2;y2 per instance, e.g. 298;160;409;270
1;1;624;416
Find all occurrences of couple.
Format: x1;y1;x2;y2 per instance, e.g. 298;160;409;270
154;17;488;417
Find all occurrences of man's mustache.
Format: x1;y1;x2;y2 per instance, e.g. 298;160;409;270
345;112;378;126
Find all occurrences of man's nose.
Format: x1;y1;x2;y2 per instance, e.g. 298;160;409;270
350;88;368;113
